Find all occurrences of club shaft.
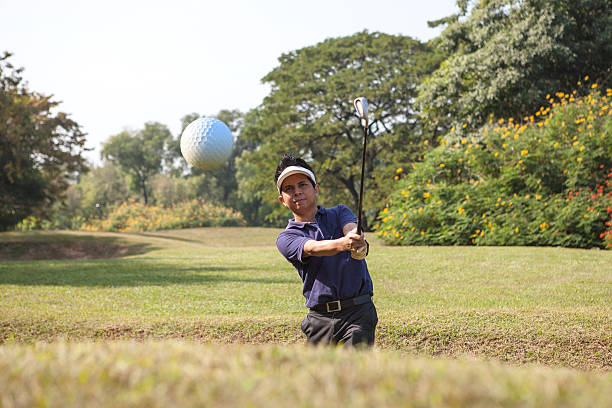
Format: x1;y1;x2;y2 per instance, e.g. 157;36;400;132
357;124;368;234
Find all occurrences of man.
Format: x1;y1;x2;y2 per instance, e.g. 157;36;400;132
275;154;377;347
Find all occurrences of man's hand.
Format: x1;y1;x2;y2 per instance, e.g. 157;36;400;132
342;229;366;252
344;227;368;260
351;243;368;260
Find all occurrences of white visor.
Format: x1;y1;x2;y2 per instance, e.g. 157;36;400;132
276;166;317;193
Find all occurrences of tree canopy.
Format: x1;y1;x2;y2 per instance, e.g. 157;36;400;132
417;0;612;133
0;52;88;230
101;122;173;204
237;31;443;227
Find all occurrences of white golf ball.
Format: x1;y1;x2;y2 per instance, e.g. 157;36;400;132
180;117;233;170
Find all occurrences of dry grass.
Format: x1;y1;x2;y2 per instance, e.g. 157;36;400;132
1;341;611;408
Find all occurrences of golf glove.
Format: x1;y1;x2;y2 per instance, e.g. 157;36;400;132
350;241;369;260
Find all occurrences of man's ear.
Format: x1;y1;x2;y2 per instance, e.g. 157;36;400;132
278;195;287;207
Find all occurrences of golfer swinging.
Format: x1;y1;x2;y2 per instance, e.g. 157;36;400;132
275;154;378;347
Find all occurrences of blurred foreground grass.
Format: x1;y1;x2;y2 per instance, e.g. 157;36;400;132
1;341;611;408
1;228;611;369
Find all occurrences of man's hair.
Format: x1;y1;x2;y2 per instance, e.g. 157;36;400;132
274;154;316;188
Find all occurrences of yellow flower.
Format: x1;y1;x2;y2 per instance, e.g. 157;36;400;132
515;227;519;233
592;83;598;89
396;168;403;173
458;207;465;214
521;149;528;156
439;163;445;168
423;192;430;199
577;157;582;162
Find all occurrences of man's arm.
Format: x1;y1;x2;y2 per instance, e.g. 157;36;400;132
302;222;366;258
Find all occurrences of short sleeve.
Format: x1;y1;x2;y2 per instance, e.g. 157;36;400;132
337;205;358;229
277;230;311;264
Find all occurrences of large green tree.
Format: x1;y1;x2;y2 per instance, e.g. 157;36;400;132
101;122;173;204
0;52;88;230
417;0;612;133
237;31;443;228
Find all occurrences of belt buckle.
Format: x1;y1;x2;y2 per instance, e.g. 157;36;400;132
326;300;341;312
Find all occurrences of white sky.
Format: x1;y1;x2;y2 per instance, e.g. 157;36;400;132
1;0;457;164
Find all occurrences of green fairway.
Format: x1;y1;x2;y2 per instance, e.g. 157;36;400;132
1;228;611;370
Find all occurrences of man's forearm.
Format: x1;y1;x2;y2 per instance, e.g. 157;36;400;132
303;238;348;257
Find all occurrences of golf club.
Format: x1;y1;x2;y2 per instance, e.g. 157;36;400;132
353;96;369;235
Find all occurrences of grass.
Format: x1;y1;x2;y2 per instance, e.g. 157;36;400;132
0;228;611;372
2;341;611;408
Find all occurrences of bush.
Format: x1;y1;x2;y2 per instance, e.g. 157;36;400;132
377;83;612;248
82;199;246;232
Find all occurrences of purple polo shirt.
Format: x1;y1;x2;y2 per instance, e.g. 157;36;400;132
276;205;374;308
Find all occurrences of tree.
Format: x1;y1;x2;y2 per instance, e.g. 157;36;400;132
417;0;612;133
76;162;132;217
0;52;88;230
236;31;443;228
101;122;173;204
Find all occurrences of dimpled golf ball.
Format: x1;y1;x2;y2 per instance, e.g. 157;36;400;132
180;117;233;170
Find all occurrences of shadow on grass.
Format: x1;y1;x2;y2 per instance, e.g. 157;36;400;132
0;260;294;287
131;232;202;244
0;233;155;261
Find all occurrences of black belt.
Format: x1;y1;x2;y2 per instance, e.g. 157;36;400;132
310;294;372;313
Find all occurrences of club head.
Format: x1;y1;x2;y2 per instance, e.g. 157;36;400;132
353;97;368;121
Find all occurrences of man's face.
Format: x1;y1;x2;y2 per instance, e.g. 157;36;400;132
278;173;319;216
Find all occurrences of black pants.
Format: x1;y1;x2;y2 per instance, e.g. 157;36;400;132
301;300;378;347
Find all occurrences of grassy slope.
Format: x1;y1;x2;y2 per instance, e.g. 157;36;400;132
0;228;611;370
2;341;611;408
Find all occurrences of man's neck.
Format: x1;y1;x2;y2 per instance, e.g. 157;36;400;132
294;208;317;223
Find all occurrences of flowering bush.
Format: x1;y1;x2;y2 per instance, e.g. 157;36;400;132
377;82;612;249
82;199;245;232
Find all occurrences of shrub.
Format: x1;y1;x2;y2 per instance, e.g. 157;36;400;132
377;83;612;249
82;199;246;232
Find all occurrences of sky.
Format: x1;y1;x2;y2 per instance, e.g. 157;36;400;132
1;0;458;164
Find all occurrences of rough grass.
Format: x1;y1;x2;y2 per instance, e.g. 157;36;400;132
1;341;611;408
0;228;611;371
